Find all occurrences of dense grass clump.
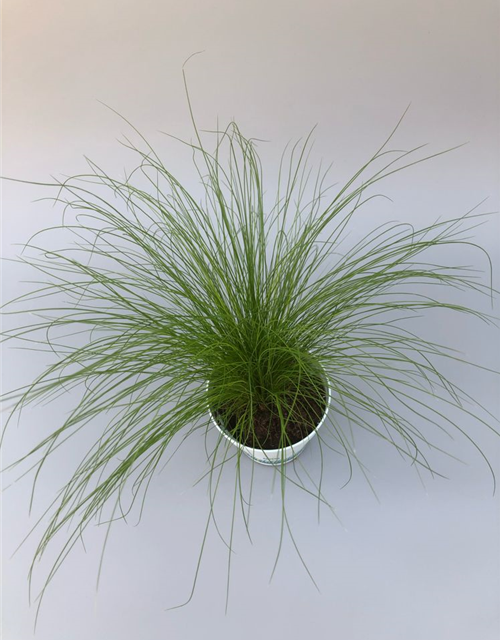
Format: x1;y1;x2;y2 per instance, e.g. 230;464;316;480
1;91;497;613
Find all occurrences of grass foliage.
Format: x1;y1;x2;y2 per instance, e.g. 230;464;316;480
1;85;498;614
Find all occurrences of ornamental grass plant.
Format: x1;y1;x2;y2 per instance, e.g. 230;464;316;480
1;80;498;614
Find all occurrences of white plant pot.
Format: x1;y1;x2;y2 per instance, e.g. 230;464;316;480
208;374;331;466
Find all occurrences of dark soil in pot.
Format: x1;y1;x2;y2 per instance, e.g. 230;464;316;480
213;379;327;450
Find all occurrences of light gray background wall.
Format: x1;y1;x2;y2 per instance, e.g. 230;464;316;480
2;1;500;639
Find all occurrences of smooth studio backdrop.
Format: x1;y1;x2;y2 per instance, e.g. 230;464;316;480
2;1;500;639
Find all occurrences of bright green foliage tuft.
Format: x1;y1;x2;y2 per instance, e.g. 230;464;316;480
2;95;498;614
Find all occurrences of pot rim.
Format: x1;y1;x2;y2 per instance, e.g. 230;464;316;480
207;367;332;455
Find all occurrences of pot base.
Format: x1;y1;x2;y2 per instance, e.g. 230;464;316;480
244;449;301;466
